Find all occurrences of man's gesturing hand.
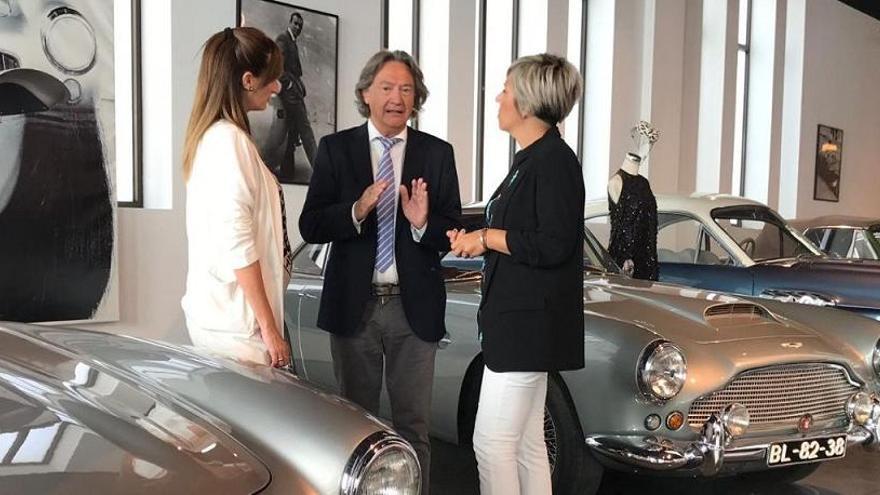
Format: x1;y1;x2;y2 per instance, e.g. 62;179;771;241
354;180;390;221
400;178;428;229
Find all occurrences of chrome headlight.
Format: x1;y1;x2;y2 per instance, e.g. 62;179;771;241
872;338;880;378
638;341;687;401
341;431;420;495
721;403;750;438
41;7;97;75
848;392;874;425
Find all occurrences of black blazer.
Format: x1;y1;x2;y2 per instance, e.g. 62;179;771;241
479;127;585;372
299;124;461;342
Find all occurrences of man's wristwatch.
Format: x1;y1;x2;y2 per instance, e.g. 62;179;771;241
479;228;488;251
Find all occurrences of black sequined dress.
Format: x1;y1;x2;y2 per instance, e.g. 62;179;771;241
608;169;658;281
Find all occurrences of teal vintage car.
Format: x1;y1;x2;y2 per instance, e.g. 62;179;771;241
586;194;880;322
286;206;880;494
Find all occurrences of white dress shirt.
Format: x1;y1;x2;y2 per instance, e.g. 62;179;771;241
350;119;427;284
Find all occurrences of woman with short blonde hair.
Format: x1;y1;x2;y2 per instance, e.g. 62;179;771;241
181;27;292;368
449;53;585;494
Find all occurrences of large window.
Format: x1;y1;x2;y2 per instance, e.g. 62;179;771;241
730;0;751;198
478;0;515;200
563;0;586;157
384;0;586;201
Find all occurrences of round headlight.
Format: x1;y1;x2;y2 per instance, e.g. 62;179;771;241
342;431;420;495
872;338;880;378
42;7;97;75
638;341;687;401
848;392;874;425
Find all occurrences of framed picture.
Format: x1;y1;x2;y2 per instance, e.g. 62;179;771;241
813;124;844;202
237;0;339;185
0;0;127;323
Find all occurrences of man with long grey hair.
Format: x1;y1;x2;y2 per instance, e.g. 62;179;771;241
299;50;461;494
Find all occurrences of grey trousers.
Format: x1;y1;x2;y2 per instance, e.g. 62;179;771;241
330;296;437;495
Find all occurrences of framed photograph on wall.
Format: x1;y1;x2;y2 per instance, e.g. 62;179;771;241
237;0;338;185
813;124;844;202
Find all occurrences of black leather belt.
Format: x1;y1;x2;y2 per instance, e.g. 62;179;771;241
371;283;401;296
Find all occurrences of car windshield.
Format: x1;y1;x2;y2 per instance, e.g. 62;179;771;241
711;206;822;262
857;227;880;259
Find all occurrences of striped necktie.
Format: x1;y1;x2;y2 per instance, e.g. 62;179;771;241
375;136;401;273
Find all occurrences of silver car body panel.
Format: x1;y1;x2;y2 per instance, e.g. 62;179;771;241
287;234;880;477
0;322;396;494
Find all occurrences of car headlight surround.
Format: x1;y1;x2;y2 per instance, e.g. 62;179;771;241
41;7;97;75
872;338;880;379
341;431;420;495
638;340;688;401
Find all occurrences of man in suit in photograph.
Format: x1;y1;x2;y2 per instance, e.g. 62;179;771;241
276;12;317;177
299;50;461;494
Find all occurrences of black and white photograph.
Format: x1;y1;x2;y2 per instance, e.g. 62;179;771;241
813;124;844;202
238;0;338;185
0;0;122;323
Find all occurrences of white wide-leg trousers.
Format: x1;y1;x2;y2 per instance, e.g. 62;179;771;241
473;365;551;495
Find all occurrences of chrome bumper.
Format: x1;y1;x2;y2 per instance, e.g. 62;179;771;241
586;415;880;476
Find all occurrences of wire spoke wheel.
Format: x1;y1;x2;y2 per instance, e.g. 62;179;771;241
544;405;559;473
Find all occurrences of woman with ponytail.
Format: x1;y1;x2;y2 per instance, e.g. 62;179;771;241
181;26;292;368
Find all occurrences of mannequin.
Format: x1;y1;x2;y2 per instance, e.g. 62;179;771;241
607;121;659;281
607;152;642;204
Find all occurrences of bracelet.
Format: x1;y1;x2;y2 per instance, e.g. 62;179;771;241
479;228;488;250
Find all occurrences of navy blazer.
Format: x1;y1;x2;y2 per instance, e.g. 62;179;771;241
479;127;585;372
299;124;461;342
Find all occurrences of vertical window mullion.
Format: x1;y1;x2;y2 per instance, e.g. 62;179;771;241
508;0;520;168
412;0;420;129
739;0;752;197
382;0;390;48
474;0;487;201
576;0;587;161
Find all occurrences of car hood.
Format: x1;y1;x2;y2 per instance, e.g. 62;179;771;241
584;275;818;345
0;324;270;494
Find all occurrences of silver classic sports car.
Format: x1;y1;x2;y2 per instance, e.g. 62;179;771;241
790;215;880;260
287;207;880;494
0;322;420;494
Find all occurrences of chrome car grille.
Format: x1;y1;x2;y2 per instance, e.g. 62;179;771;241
688;363;860;429
0;51;19;71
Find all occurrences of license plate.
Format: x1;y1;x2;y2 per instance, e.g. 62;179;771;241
766;435;847;467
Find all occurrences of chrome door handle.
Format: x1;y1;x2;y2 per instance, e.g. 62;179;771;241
438;333;452;349
298;292;318;300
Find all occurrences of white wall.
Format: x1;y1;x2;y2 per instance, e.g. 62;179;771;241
88;0;382;343
793;0;880;219
87;0;880;343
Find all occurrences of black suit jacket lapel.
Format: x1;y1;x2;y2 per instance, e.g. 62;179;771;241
350;123;377;234
351;123;373;189
397;127;424;234
481;161;528;302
